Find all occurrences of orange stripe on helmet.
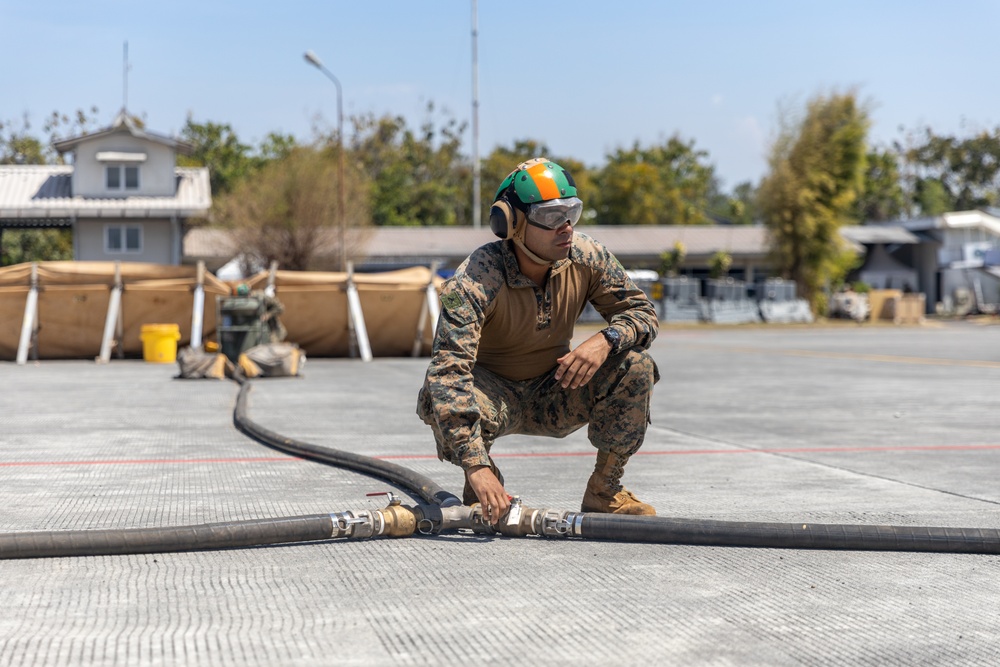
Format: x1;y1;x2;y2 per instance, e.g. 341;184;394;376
525;162;561;201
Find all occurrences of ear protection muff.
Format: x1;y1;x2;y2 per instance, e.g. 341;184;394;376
488;158;550;240
489;196;516;239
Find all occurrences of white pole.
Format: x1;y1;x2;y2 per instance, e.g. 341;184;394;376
345;262;372;362
412;263;441;357
98;288;122;363
190;261;205;349
266;260;278;297
98;262;123;363
471;0;481;229
412;298;429;358
426;276;440;334
16;263;39;365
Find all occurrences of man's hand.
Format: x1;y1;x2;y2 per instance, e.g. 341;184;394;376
466;465;509;525
554;332;612;389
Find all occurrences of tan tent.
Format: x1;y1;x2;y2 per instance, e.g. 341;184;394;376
0;261;230;360
242;266;442;357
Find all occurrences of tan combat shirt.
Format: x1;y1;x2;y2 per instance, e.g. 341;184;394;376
419;232;658;469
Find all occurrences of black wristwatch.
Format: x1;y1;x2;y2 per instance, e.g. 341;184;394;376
600;327;622;354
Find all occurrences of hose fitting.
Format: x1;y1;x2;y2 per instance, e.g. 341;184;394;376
378;499;418;537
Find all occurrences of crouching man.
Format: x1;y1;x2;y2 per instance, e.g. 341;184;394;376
417;158;659;524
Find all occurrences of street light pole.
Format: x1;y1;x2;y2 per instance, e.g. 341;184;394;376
303;49;347;272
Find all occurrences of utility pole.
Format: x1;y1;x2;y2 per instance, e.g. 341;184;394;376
471;0;481;228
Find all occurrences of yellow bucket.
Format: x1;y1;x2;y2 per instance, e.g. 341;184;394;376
140;323;181;363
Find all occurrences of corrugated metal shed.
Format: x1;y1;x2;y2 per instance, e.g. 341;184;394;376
349;225;771;262
184;224;773;269
840;225;919;245
580;225;769;258
0;165;211;223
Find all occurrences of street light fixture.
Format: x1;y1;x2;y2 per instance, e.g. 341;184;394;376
303;49;347;272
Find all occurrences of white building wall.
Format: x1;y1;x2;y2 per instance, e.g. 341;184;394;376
71;134;177;198
76;218;174;264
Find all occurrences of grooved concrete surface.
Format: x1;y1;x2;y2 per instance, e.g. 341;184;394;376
2;321;1000;666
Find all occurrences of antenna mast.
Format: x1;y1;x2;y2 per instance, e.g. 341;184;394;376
122;41;129;111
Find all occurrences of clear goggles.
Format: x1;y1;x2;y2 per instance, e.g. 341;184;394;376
525;197;583;230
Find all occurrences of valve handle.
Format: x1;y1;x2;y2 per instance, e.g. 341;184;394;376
365;491;399;504
506;495;523;527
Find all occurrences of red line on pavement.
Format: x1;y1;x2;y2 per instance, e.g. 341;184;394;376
0;456;300;468
7;444;999;468
377;443;1000;460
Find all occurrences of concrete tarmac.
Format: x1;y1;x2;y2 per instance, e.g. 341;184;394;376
2;321;1000;666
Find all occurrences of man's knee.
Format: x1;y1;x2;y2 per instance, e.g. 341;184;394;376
586;349;656;453
602;348;657;397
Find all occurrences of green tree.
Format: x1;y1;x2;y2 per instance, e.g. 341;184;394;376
758;91;869;314
212;146;370;271
258;132;297;162
727;181;760;225
478;141;594;225
591;136;715;225
0;108;98;264
1;229;73;265
350;104;469;226
178;118;261;195
659;241;686;276
913;178;951;216
44;106;103;143
708;250;732;279
1;107;101;165
897;126;1000;214
0;127;45;165
854;147;905;221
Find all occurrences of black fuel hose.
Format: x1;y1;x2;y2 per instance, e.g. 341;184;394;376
233;377;460;508
4;375;1000;559
0;515;335;560
577;514;1000;554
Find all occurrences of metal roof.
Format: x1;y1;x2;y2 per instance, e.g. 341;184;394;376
580;225;770;257
0;165;211;221
839;225;920;245
51;110;193;155
870;210;1000;235
184;224;773;266
352;225;771;260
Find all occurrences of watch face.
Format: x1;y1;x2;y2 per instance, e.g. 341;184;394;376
602;328;620;351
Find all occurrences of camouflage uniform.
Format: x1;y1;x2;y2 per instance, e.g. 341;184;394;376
417;232;658;473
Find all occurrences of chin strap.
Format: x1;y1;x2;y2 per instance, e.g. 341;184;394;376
512;238;554;267
511;210;554;267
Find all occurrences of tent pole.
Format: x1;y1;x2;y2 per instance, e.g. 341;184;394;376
412;262;440;357
190;261;205;349
345;261;372;362
98;262;123;363
16;263;39;365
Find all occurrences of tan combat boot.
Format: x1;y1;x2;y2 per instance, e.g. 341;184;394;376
581;450;655;515
463;457;504;506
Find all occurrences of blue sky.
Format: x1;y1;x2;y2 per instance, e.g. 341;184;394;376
3;1;999;191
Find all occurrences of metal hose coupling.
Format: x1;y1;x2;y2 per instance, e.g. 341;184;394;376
414;496;540;536
325;494;586;541
492;497;584;538
330;493;418;539
411;503;485;535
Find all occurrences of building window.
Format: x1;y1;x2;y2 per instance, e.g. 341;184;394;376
106;165;140;191
105;225;143;253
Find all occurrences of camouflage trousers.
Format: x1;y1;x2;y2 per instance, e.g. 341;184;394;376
422;348;658;462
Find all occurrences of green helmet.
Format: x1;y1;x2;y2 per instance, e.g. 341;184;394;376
493;157;578;209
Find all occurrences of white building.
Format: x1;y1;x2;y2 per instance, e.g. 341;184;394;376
867;210;1000;313
0;111;211;264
